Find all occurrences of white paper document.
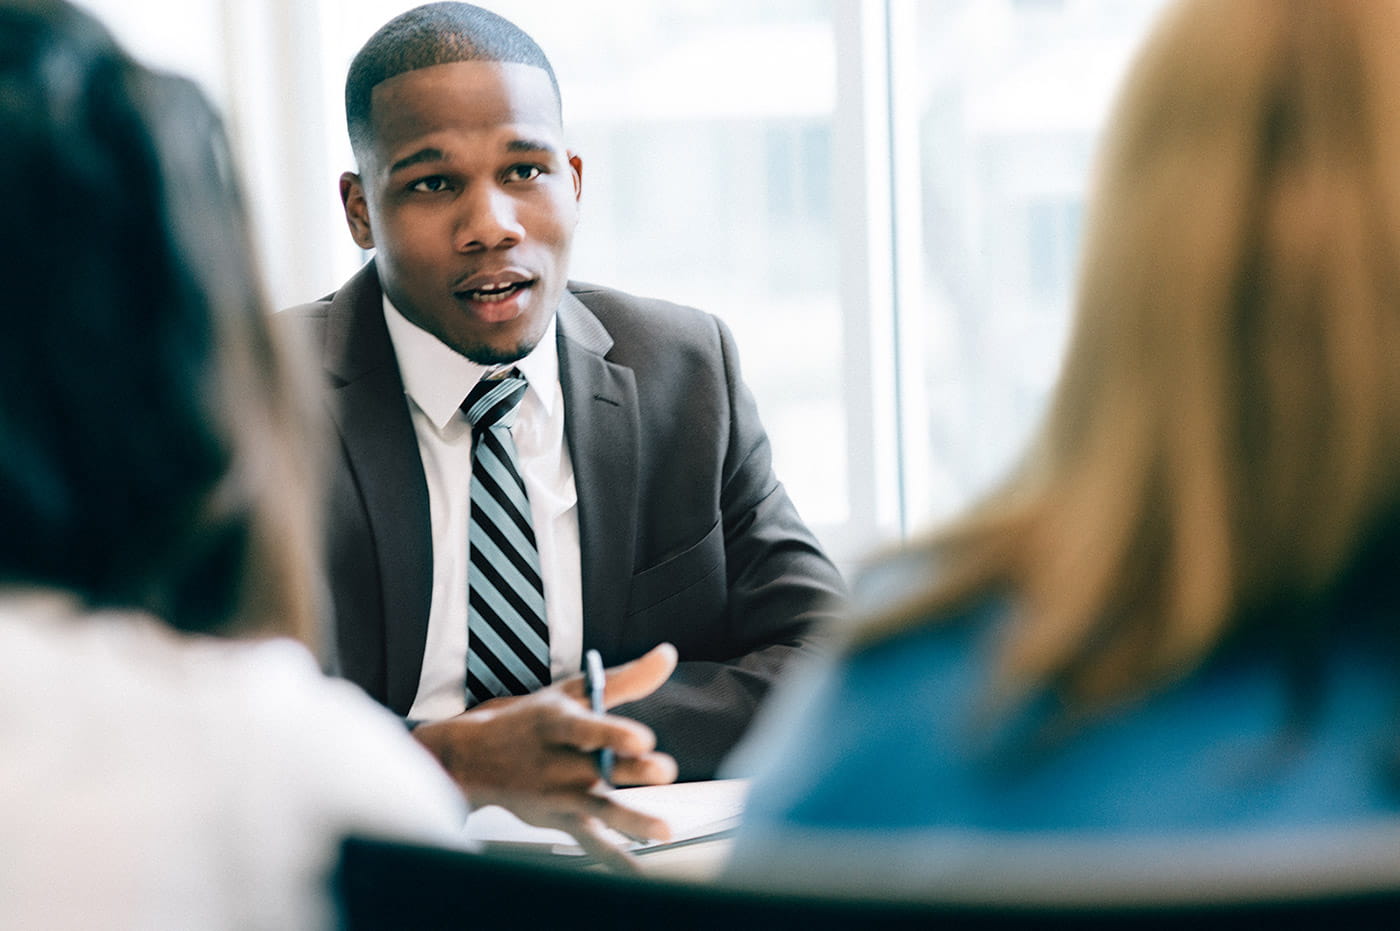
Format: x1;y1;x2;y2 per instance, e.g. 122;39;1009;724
463;778;749;858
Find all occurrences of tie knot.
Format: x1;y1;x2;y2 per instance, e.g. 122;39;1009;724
462;371;527;430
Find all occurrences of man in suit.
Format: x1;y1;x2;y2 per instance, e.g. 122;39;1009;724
282;2;844;852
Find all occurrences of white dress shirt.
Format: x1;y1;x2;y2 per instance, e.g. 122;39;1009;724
383;298;584;722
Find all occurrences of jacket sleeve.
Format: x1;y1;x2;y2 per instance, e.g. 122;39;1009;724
612;316;848;780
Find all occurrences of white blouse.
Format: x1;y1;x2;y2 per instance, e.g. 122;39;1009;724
0;590;468;930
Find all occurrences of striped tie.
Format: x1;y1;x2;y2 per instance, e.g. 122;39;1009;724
462;370;549;706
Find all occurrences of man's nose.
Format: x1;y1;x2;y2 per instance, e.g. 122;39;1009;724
455;186;523;252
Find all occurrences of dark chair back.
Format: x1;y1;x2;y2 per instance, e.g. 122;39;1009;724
335;835;1400;931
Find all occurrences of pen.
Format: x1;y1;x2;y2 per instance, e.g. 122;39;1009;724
583;648;614;785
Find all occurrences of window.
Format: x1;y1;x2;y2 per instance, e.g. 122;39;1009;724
75;0;1173;568
896;0;1172;527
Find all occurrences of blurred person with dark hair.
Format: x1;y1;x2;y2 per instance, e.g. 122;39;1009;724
0;1;465;926
729;0;1400;902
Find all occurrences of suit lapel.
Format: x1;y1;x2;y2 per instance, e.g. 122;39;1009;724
557;291;639;660
323;262;434;714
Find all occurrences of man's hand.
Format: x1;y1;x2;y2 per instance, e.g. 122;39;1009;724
412;643;680;870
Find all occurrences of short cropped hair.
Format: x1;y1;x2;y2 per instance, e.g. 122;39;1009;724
345;2;561;158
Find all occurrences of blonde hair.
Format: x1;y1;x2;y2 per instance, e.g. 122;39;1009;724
865;0;1400;714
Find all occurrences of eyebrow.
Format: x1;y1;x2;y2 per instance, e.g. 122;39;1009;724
506;138;557;154
386;138;560;176
387;147;447;176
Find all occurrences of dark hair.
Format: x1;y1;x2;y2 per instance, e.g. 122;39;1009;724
0;0;321;640
345;1;561;158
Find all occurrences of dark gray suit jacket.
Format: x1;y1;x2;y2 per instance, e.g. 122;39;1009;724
281;261;845;779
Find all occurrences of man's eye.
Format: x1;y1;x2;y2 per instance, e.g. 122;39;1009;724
505;165;543;182
409;176;450;193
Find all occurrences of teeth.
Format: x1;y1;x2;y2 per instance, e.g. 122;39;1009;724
466;281;524;302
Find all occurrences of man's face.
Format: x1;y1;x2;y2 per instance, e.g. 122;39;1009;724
341;61;582;364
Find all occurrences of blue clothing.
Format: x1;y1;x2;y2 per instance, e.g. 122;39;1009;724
726;585;1400;902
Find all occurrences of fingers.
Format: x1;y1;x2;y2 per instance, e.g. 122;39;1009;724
592;796;673;846
534;706;677;787
540;700;656;758
535;747;675;792
424;668;677;827
558;643;678;707
603;642;678;707
557;791;674;845
565;818;641;875
609;750;678;788
496;789;676;873
536;793;676;872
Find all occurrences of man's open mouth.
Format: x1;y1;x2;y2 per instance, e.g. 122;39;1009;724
459;280;533;303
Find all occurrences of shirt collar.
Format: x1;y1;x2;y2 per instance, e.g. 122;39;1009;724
382;296;559;431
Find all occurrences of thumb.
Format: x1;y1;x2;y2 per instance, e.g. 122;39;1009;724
604;643;678;707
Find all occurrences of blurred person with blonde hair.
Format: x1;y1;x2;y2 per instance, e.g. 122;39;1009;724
728;0;1400;902
0;1;466;927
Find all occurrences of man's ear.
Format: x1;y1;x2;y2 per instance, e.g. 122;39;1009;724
340;172;375;249
567;152;583;202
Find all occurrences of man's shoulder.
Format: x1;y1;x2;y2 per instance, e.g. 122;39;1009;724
277;262;380;326
273;277;363;377
568;281;715;326
566;280;724;351
275;263;384;365
273;297;331;362
280;296;333;320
